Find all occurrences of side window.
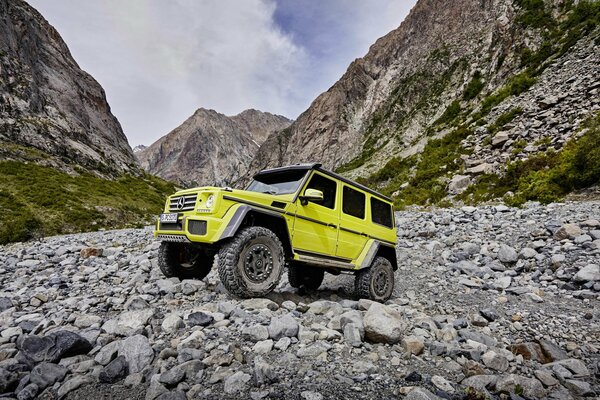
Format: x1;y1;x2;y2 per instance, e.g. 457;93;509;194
342;186;365;219
306;173;337;209
371;197;393;228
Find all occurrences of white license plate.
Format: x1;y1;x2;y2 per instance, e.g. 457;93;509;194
160;213;179;223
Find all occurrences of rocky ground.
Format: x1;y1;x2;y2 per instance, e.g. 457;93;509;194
0;202;598;400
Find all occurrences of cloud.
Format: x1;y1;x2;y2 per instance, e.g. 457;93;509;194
26;0;414;146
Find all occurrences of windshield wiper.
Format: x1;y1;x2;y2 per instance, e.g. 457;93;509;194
261;190;277;195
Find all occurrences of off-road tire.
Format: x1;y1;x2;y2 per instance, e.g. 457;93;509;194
355;256;394;302
158;242;213;280
288;263;325;290
218;226;285;298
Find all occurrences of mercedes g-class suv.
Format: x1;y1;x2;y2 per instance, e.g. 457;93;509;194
155;163;397;301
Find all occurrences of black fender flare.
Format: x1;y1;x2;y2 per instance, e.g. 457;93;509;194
360;241;398;270
219;205;293;255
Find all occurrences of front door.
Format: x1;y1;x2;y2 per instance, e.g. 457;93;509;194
291;172;339;256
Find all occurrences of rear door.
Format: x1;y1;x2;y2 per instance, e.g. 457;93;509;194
336;185;369;260
291;172;339;256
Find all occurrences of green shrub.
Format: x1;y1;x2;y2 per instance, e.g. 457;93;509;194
459;112;600;205
0;161;176;244
488;107;524;134
434;100;462;126
463;71;484;100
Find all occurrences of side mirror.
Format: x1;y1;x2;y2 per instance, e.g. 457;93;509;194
300;188;323;206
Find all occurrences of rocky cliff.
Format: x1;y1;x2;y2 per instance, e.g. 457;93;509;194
243;0;599;205
137;108;291;187
0;0;137;175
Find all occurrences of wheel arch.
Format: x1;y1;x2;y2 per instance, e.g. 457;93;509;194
360;241;398;271
219;205;293;257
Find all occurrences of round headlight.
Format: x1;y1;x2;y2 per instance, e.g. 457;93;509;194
205;194;215;208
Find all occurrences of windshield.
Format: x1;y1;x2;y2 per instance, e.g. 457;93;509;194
246;169;308;195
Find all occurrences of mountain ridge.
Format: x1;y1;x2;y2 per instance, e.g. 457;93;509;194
240;0;599;206
136;108;292;187
0;0;137;176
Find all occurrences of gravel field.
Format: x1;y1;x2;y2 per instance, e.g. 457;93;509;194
0;201;598;399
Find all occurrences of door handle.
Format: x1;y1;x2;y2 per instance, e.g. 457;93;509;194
327;223;337;228
360;232;368;237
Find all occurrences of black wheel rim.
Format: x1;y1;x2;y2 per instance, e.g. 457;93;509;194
372;268;390;297
243;244;273;283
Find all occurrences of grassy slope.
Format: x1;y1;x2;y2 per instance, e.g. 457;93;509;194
353;0;600;208
0;146;175;244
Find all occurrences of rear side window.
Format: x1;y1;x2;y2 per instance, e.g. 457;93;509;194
371;197;393;228
306;173;337;209
342;186;365;219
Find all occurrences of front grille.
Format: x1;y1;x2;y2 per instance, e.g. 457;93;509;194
188;220;207;235
159;221;183;231
169;194;197;212
157;234;190;243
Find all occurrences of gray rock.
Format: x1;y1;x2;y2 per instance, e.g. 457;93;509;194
243;325;269;342
224;371;251;394
0;367;19;393
307;300;343;315
186;312;214;327
544;358;590;377
99;355;129;383
119;334;154;374
253;356;276;385
156;391;186;400
57;376;93;398
431;375;455;393
554;224;582;240
158;367;185;386
300;391;323;400
102;308;154;336
339;310;364;338
482;350;508;372
572;264;600;282
497;244;518;263
29;362;67;389
267;314;299;340
564;379;593;396
18;331;92;364
405;387;442;400
241;298;278;311
343;323;362;347
253;339;274;354
363;303;405;344
0;297;13;312
162;314;185;333
16;383;39;400
495;374;546;398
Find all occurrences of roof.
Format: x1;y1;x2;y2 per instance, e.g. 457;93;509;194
254;163;393;203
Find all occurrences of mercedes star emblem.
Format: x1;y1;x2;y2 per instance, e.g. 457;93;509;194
177;197;185;210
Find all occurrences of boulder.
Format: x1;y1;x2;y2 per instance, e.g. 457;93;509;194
119;335;154;374
553;224;582;240
497;244;518;263
495;374;546;398
18;331;92;364
223;371;251;394
572;264;600;282
29;362;68;389
363;303;405;344
448;175;472;194
267;314;299;340
102;308;154;336
186;312;214;327
99;355;129;383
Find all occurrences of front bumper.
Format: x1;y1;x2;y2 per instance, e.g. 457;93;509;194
154;211;230;244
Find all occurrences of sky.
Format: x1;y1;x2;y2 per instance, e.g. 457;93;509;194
27;0;416;147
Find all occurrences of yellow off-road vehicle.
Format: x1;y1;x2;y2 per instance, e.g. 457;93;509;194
155;163;397;301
